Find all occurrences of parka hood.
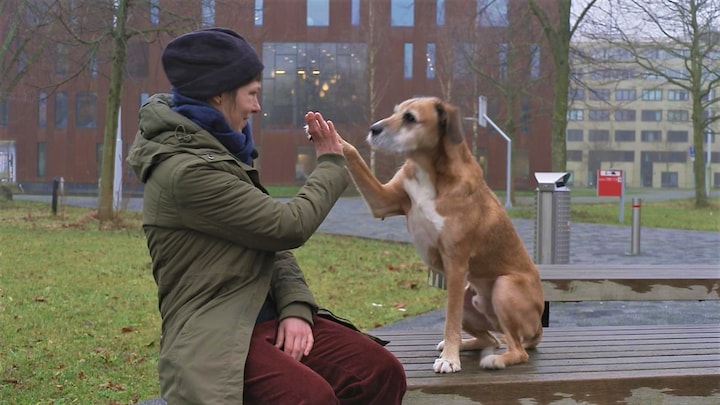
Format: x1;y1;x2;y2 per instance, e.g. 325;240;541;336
126;93;229;183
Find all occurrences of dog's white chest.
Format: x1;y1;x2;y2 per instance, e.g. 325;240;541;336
403;169;444;264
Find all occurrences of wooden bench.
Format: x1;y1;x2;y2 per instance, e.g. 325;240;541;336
384;264;720;403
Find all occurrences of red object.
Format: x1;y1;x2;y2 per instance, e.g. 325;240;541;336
597;169;623;197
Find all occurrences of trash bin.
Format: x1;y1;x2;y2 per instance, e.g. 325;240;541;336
534;172;571;265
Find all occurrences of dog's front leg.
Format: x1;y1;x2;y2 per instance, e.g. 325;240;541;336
434;263;467;373
340;138;408;218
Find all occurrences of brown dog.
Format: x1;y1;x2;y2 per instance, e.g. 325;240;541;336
339;97;544;372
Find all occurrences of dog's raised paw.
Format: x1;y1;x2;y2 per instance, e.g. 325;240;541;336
433;358;461;373
479;353;506;370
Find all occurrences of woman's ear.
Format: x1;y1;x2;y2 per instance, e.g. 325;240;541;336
209;95;222;107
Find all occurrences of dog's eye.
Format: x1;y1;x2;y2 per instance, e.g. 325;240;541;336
403;112;417;124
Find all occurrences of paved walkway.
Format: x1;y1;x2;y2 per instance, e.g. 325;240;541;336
16;193;720;329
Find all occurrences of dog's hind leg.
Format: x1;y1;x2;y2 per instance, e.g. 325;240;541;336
479;275;542;370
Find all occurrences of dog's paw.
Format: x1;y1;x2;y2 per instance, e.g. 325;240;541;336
479;351;506;370
433;358;461;373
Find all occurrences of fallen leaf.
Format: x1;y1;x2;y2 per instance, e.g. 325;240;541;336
33;296;46;302
121;326;134;333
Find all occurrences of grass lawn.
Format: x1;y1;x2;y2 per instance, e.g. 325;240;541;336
0;201;442;404
0;194;717;403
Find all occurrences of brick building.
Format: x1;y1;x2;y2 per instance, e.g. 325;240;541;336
0;0;556;194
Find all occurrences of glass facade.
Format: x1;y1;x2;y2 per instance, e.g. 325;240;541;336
261;42;368;129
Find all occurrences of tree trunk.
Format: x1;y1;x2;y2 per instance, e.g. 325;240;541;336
97;0;128;221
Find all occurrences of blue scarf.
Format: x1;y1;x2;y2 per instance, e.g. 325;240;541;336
171;89;255;165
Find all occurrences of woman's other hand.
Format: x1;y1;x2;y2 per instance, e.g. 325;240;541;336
275;317;314;361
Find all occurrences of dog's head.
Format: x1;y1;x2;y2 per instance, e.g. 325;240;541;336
367;97;465;155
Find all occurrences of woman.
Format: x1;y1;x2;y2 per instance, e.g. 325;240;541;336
127;28;406;404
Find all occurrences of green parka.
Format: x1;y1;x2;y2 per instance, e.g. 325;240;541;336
126;94;349;404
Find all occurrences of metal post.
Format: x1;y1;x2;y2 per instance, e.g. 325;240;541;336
51;177;60;215
628;198;642;256
483;114;512;209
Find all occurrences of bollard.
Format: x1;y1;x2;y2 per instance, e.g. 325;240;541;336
51;176;64;216
628;197;642;256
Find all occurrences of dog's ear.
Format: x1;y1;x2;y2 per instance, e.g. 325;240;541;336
435;101;465;145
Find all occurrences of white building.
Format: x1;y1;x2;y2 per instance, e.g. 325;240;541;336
566;42;718;189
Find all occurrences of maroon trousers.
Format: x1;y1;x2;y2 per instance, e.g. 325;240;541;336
244;316;407;404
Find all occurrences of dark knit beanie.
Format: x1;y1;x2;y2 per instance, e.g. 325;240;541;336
162;28;264;100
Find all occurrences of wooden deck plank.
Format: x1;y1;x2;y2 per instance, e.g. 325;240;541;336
375;324;720;403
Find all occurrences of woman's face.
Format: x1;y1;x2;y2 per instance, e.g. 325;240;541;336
213;80;262;132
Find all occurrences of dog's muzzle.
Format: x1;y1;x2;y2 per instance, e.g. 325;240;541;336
369;123;383;137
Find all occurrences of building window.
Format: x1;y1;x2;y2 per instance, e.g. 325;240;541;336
520;102;531;135
567;129;583;142
37;142;46;178
38;91;47;128
615;130;636;142
661;172;678;188
76;92;97;128
55;43;68;76
150;0;160;25
567;150;583;161
477;0;508;27
667;130;689;143
530;44;540;79
569;88;584;102
55;92;68;128
351;0;360;26
641;110;662;121
426;43;436;79
126;41;149;78
667;109;689;122
307;0;329;26
567;109;584;121
589;89;611;101
614;109;636;121
261;42;368;129
255;0;263;26
641;130;662;142
0;100;7;126
391;0;414;27
404;43;413;79
436;0;445;26
588;130;610;142
641;89;663;101
668;89;689;101
201;0;215;27
499;43;508;79
615;89;636;101
588;109;610;121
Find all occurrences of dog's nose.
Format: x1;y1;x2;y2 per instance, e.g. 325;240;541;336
370;124;383;137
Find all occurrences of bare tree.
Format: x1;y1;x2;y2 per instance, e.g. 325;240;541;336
529;0;599;172
0;0;57;107
438;3;550;203
582;0;719;207
39;0;206;221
